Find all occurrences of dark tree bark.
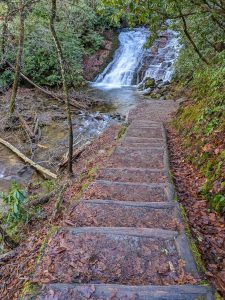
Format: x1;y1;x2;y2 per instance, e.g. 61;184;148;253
49;0;73;175
9;0;25;114
180;14;209;64
1;12;9;56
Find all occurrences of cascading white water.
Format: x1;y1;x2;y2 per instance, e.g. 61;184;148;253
92;28;180;90
92;28;149;89
139;30;181;84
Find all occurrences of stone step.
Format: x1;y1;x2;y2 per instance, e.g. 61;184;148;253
128;123;163;130
33;227;199;286
126;127;164;139
120;136;165;149
130;120;162;126
83;180;174;202
107;149;165;169
34;283;214;300
120;142;165;150
122;136;164;143
97;168;168;184
114;147;165;154
128;101;179;123
66;200;181;230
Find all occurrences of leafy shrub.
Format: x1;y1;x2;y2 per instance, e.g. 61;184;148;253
0;181;28;230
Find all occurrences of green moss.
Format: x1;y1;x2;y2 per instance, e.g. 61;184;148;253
178;204;206;273
87;166;99;177
36;226;59;263
20;282;40;299
150;92;161;99
117;124;128;140
215;292;224;300
40;180;55;193
145;78;155;89
172;94;225;212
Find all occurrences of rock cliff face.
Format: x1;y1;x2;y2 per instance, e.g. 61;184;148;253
82;31;117;81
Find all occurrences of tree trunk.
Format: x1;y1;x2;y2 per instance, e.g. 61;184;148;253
49;0;73;175
9;0;25;114
176;5;209;65
1;10;9;56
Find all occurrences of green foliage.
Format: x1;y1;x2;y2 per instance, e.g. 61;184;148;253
0;181;28;230
41;180;55;193
0;0;112;88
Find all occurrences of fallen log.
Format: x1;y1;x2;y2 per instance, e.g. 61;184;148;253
6;61;86;109
0;137;57;179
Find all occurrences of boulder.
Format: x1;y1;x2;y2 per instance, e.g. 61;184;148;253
142;88;152;96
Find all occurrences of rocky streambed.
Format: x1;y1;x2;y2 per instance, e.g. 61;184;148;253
0;89;125;193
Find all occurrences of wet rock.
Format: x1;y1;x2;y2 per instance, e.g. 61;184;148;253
94;114;104;121
52;113;67;121
110;113;126;122
38;113;52;126
142;88;152;96
151;45;158;55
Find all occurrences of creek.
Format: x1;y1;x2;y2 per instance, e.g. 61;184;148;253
0;28;180;192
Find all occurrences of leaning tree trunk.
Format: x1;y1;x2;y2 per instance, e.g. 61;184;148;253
49;0;73;175
9;0;25;114
175;3;209;65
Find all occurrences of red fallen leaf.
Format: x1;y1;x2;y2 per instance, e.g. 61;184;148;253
205;271;214;277
55;247;67;254
69;261;77;268
64;220;76;226
214;147;221;155
202;144;213;153
209;213;216;222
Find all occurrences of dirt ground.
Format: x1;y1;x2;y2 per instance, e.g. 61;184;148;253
166;125;225;298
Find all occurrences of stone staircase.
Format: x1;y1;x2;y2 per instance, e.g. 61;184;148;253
32;101;214;299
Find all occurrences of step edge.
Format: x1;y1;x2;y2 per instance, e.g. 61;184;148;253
39;283;214;295
98;167;168;172
94;180;172;188
60;226;178;239
80;199;178;209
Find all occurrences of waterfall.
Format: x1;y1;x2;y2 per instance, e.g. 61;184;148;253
92;28;180;90
138;30;181;85
92;28;149;89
